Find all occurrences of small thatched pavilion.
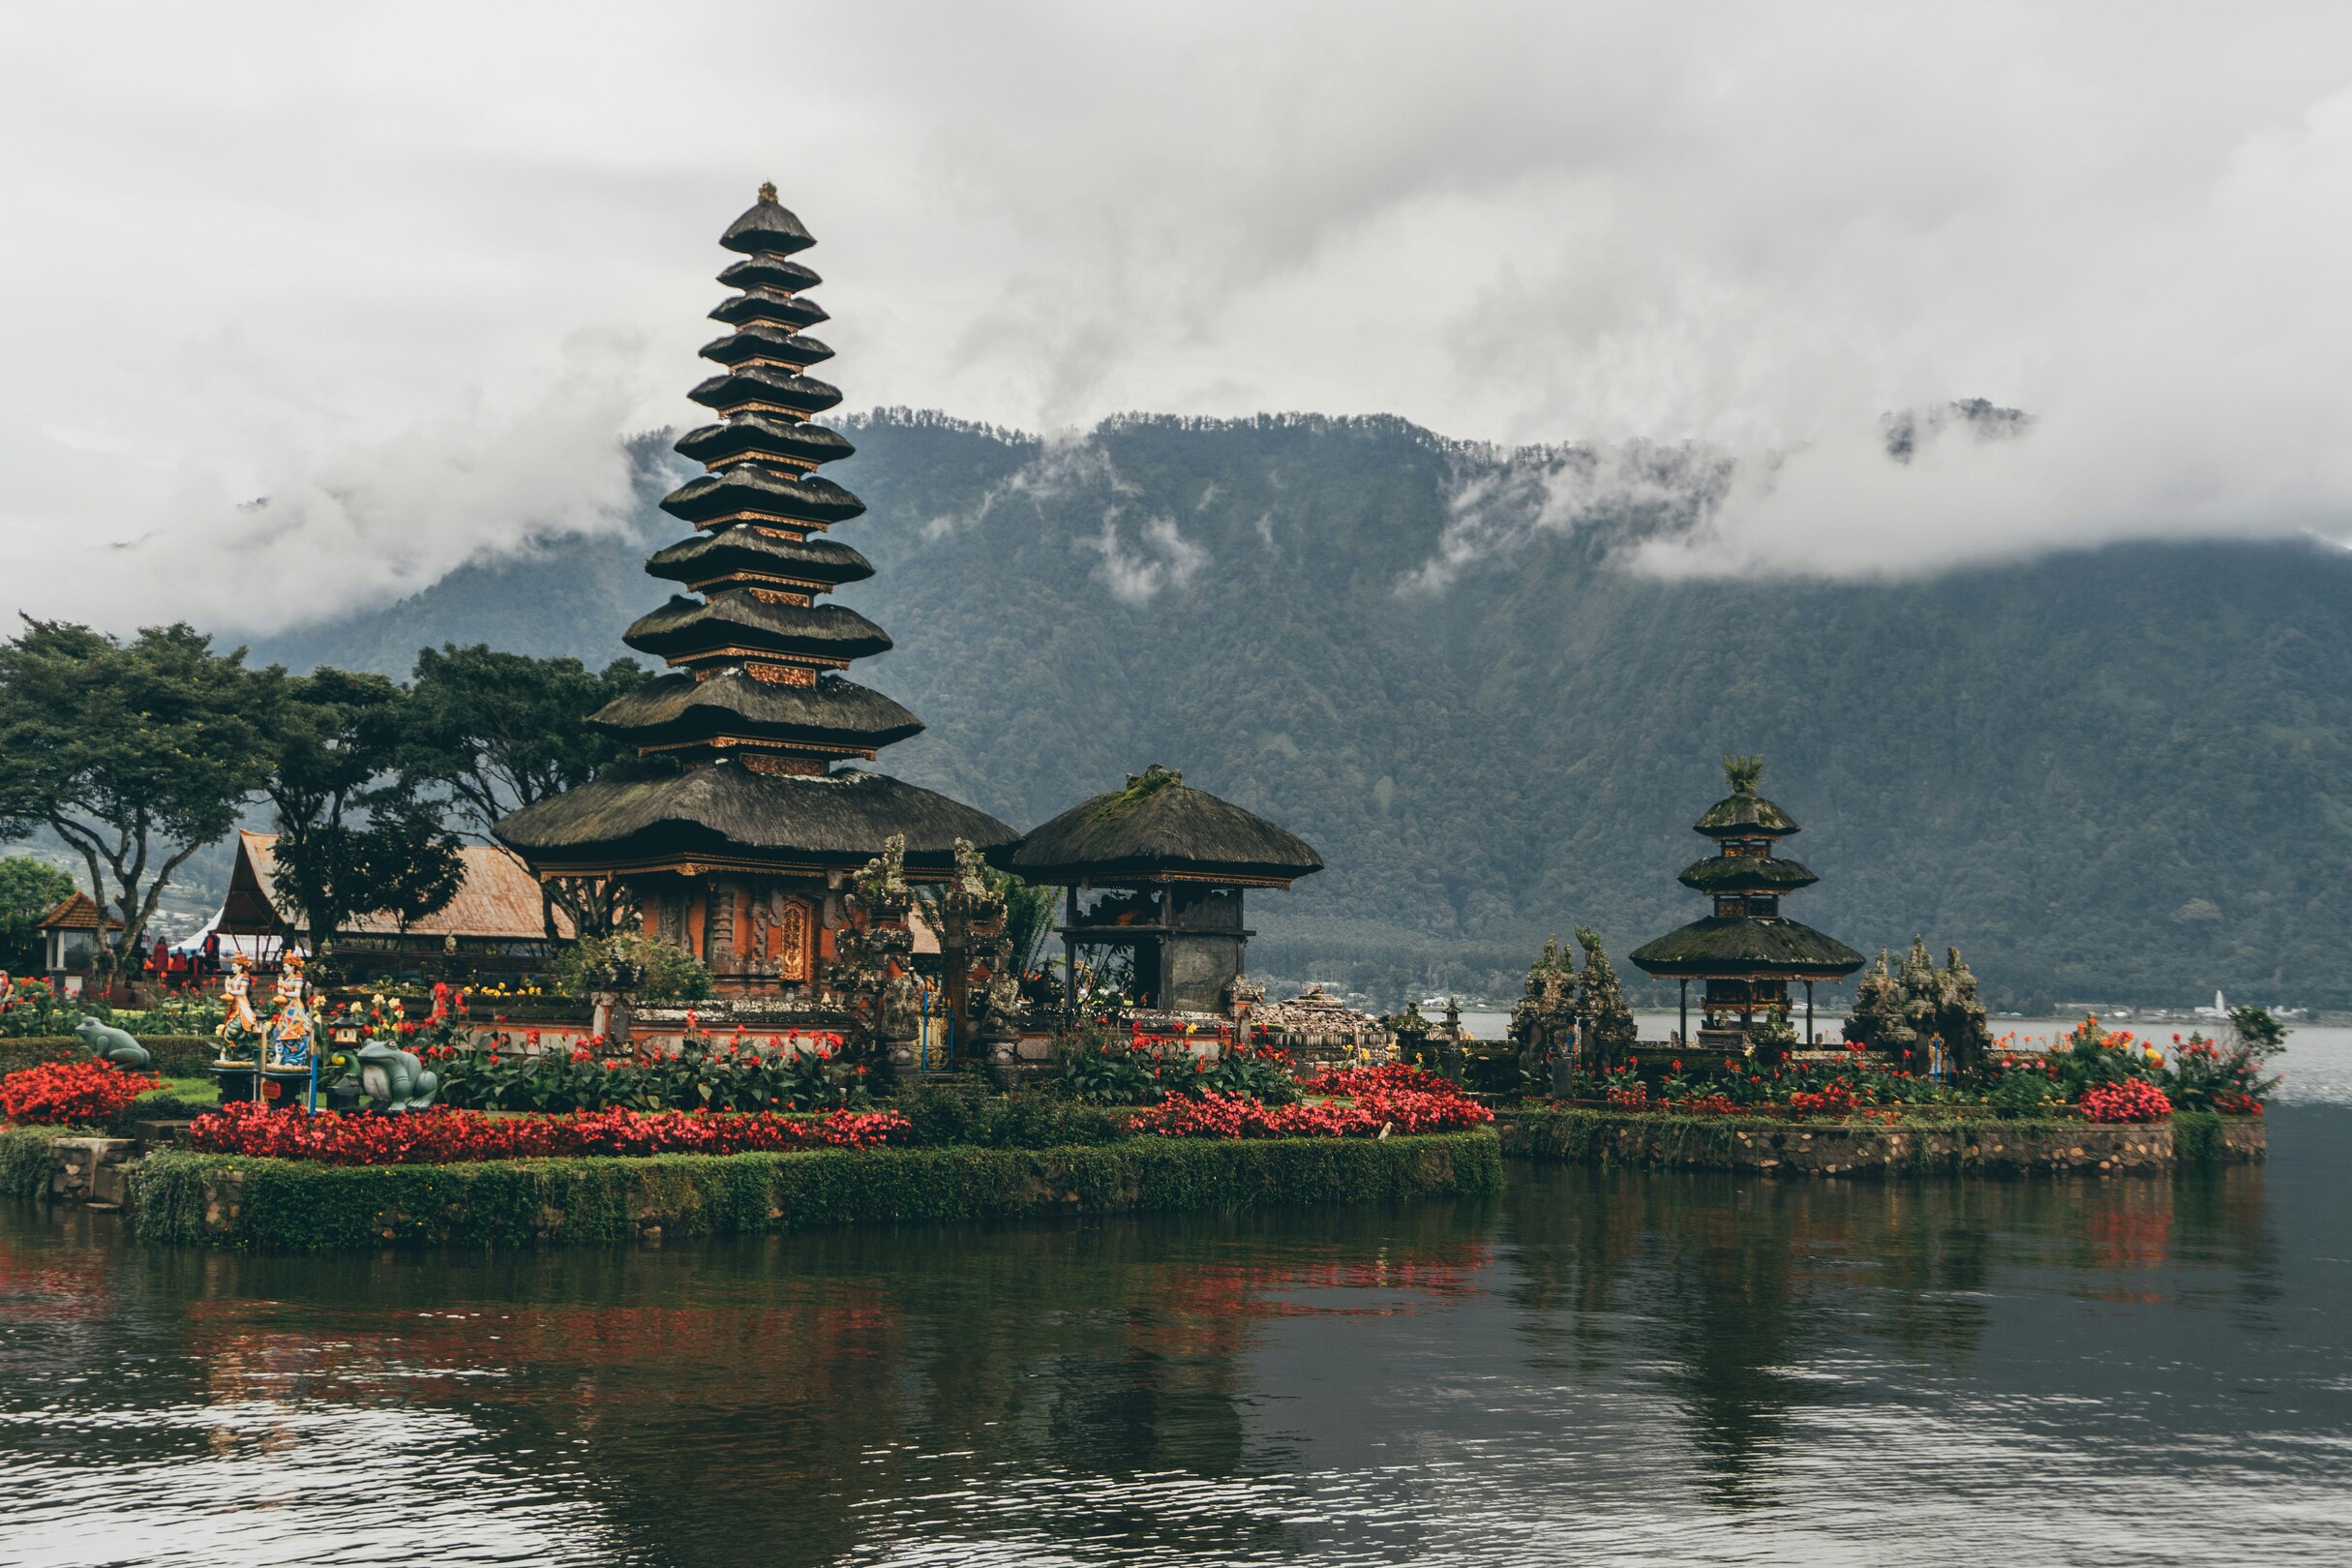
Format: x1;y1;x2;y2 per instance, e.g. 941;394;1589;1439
1630;757;1865;1051
995;766;1322;1016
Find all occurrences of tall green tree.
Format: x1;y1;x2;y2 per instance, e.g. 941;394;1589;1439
0;619;270;988
257;667;461;954
400;644;651;937
0;856;75;971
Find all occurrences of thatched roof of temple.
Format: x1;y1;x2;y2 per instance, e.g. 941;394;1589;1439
1694;754;1801;837
1676;855;1820;893
1628;916;1864;979
1631;756;1864;984
998;765;1323;887
495;764;1015;878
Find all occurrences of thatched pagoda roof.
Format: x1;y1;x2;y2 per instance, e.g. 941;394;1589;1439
622;595;891;664
688;366;843;419
588;672;921;752
697;326;833;371
495;764;1015;878
720;186;816;256
1695;756;1799;837
1629;917;1864;980
674;418;854;470
644;528;873;592
997;765;1323;888
659;467;864;528
1676;855;1820;893
711;274;830;324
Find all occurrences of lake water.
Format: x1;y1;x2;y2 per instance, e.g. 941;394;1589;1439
6;1087;2351;1566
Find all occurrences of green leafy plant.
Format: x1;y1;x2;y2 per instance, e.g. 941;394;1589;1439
551;932;714;1002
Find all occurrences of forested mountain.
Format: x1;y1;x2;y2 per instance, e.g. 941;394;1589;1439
259;410;2352;1011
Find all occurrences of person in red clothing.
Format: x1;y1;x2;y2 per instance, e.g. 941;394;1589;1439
201;932;221;978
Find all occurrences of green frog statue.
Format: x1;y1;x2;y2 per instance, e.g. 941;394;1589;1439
325;1039;441;1113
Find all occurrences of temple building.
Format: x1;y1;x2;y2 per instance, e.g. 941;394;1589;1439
209;831;566;981
497;186;1014;995
1630;757;1863;1052
995;766;1322;1017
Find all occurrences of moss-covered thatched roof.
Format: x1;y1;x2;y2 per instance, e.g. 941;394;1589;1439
658;466;864;528
1676;855;1820;893
1628;917;1864;980
720;185;816;257
644;528;873;591
622;595;891;663
1694;753;1799;837
496;764;1015;876
588;672;921;751
672;417;853;471
994;765;1323;887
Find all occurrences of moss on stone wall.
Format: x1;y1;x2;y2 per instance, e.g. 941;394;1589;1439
1496;1106;2263;1177
0;1126;69;1201
127;1131;1503;1251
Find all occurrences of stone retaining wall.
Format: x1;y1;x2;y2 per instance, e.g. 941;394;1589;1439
1498;1106;2265;1176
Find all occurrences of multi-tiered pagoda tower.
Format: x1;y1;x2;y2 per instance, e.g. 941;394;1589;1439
498;185;1014;996
1629;757;1864;1054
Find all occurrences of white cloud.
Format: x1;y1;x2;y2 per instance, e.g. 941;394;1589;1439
1089;516;1208;606
6;1;2352;621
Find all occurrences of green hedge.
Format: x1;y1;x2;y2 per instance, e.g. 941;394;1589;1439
128;1131;1503;1251
0;1037;220;1076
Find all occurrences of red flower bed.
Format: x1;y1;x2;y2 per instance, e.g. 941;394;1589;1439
1300;1061;1455;1098
2081;1079;2173;1124
1787;1082;1862;1119
1;1060;163;1126
186;1101;910;1165
1130;1065;1493;1140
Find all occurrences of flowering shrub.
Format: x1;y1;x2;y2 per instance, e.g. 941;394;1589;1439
2159;1027;2283;1113
1300;1061;1455;1097
0;1059;163;1125
1063;1039;1303;1106
2080;1079;2173;1124
436;1031;866;1114
0;976;100;1039
186;1100;908;1164
1787;1081;1862;1119
1128;1066;1492;1140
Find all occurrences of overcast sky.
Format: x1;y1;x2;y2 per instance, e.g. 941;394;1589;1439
6;2;2352;631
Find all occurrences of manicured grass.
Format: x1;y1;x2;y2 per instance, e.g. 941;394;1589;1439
141;1077;220;1107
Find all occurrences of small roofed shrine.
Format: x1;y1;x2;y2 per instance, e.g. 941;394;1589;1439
497;187;1014;997
35;891;121;984
995;766;1322;1017
1630;756;1864;1054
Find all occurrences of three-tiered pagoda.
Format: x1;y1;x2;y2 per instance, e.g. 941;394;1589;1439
1629;757;1863;1052
497;185;1014;995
